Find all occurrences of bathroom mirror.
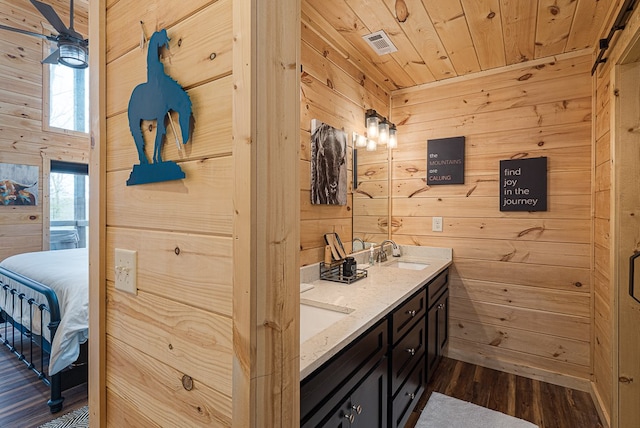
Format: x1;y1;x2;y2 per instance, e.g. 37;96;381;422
352;147;390;252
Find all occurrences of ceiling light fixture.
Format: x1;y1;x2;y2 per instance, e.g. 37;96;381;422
58;41;88;69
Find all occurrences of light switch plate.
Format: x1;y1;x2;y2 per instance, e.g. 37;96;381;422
115;248;137;295
432;217;443;232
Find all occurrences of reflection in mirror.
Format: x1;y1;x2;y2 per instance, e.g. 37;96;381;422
352;147;389;252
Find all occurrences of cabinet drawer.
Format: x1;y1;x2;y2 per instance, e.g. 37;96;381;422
301;318;388;426
391;355;425;428
426;269;448;308
391;288;426;344
391;317;425;394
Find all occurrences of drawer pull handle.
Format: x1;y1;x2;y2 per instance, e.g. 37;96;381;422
406;348;416;356
352;404;362;414
407;392;416;400
437;303;445;309
343;412;354;423
406;309;417;317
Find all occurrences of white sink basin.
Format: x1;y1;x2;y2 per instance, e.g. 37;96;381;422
300;300;354;344
384;260;430;271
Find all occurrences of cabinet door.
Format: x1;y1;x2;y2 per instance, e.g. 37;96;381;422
427;289;449;380
351;362;388;428
301;320;387;427
318;401;353;428
436;290;449;356
317;362;388;428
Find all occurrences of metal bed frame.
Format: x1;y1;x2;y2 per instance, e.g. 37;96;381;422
0;265;87;413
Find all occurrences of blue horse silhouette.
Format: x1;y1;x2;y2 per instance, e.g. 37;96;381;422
128;29;193;166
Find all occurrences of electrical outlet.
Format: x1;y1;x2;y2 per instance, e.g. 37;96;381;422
115;249;137;295
432;217;443;232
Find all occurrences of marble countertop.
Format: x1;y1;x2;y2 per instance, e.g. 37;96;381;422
300;245;452;380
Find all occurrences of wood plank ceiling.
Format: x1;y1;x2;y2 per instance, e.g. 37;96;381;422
302;0;616;91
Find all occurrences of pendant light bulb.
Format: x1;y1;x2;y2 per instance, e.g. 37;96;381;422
378;120;389;145
388;124;398;149
366;110;379;139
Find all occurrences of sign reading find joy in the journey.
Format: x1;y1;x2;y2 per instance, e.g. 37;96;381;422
500;157;547;212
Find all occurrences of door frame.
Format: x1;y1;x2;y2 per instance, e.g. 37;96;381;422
612;31;640;428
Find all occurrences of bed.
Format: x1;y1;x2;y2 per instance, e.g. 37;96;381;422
0;248;88;413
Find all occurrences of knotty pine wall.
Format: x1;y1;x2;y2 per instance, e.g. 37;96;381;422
300;11;389;266
390;51;593;390
592;52;614;424
0;0;89;260
589;2;640;426
102;1;300;426
104;0;234;425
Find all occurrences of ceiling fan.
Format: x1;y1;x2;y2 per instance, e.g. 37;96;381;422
0;0;88;69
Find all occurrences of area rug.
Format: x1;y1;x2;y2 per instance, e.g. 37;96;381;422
38;406;88;428
416;392;538;428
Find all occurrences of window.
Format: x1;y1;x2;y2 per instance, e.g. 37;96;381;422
42;31;89;134
44;41;89;134
50;161;89;250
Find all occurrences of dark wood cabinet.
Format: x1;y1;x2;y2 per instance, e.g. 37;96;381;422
301;268;449;428
316;361;388;428
390;356;426;428
301;319;388;428
427;287;449;380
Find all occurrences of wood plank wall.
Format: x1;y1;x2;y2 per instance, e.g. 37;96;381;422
104;0;235;425
300;6;390;266
390;51;593;390
590;2;640;426
0;0;89;261
592;48;614;425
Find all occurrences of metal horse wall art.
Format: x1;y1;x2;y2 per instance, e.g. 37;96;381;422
126;29;194;185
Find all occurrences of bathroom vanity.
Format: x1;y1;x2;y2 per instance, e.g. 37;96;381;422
300;246;452;427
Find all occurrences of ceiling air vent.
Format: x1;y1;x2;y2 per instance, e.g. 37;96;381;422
362;30;398;55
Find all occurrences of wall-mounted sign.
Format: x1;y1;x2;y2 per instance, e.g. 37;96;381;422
500;157;547;211
126;29;194;186
427;136;465;185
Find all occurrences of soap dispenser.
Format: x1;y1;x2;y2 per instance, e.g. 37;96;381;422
369;246;375;266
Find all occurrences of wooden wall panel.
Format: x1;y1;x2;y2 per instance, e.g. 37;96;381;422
591;54;613;423
106;228;232;317
106;0;232;118
300;15;389;266
106;287;233;396
104;0;235;424
390;51;593;389
106;336;232;427
0;0;89;261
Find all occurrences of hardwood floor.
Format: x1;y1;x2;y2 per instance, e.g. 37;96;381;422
0;336;87;428
0;337;602;427
406;357;603;428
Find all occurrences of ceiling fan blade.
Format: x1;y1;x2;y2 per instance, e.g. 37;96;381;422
42;48;60;65
0;23;56;41
30;0;71;36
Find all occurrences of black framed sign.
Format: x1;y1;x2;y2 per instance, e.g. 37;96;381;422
500;157;547;211
427;136;465;185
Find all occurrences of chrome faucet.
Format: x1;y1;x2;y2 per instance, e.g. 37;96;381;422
378;240;400;262
352;237;365;252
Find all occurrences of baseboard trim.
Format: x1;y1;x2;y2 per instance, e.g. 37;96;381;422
590;381;611;428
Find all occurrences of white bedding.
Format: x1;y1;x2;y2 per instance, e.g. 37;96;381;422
0;248;88;375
